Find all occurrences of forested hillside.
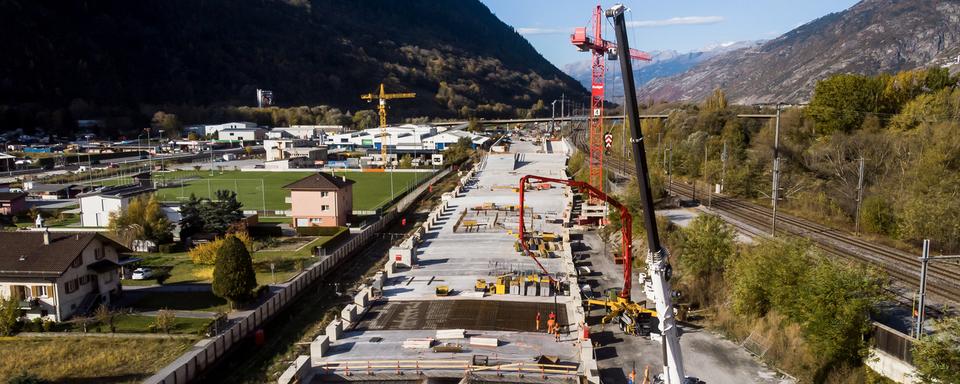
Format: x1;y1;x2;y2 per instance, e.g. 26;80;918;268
0;0;586;135
592;67;960;253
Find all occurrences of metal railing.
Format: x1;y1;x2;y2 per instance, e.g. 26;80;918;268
871;322;914;364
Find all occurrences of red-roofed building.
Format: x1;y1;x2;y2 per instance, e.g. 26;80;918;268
283;172;354;228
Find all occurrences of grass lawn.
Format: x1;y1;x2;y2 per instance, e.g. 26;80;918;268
0;336;197;383
129;291;228;313
123;239;332;289
57;313;213;335
98;170;428;211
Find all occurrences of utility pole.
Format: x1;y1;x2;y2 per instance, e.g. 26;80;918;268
915;239;960;337
703;142;711;207
720;141;727;193
667;144;673;195
551;100;557;132
854;157;865;235
738;103;783;236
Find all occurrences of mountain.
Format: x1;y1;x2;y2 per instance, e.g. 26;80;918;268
562;41;760;91
637;0;960;104
0;0;586;130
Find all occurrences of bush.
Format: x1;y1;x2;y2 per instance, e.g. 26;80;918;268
0;297;21;336
295;226;345;236
189;240;221;265
190;228;255;265
8;372;48;384
248;224;283;237
157;243;177;254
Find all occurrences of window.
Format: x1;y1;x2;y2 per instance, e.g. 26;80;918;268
79;275;90;285
64;279;79;294
321;205;330;211
320;191;329;197
94;247;104;260
36;285;49;297
71;256;82;268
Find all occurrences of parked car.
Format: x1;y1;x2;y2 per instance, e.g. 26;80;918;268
131;267;153;280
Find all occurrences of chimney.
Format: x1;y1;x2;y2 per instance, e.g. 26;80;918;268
342;176;347;183
43;229;50;245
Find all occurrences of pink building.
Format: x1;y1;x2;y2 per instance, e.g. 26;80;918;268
283;172;354;228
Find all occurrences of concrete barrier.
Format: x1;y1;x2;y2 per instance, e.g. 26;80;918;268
326;320;343;342
341;304;358;323
310;335;330;361
277;355;311;384
354;289;370;308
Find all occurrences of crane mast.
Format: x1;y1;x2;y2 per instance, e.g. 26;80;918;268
571;4;652;197
360;83;415;168
606;4;700;384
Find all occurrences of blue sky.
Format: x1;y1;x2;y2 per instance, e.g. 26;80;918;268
480;0;859;67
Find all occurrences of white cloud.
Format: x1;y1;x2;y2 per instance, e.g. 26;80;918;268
516;27;567;35
626;16;724;28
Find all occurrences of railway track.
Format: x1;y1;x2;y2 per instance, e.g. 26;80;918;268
568;127;960;307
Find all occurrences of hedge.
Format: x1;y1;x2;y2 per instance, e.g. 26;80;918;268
295;226;345;236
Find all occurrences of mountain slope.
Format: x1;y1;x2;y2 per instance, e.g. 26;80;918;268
0;0;585;124
638;0;960;104
563;42;761;90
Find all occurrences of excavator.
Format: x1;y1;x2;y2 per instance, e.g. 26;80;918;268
516;174;657;336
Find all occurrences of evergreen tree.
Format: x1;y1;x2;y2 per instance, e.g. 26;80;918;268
200;190;243;234
179;193;204;239
211;235;257;309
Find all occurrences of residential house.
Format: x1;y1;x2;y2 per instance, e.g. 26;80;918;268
0;231;127;321
78;174;155;227
0;192;27;216
283;172;354;227
217;128;266;142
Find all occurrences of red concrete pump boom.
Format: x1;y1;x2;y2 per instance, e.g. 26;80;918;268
517;174;634;300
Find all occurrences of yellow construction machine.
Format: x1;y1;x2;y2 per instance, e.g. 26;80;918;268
586;288;657;336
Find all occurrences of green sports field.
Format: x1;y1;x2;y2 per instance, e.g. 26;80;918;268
95;170;429;211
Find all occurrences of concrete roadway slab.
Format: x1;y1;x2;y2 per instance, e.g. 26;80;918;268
315;141;585;381
356;300;569;332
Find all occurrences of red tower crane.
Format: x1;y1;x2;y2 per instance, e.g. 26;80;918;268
571;4;652;195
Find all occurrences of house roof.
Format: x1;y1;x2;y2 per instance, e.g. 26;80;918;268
77;183;154;198
283;172;355;191
0;232;128;278
0;192;26;201
28;184;72;193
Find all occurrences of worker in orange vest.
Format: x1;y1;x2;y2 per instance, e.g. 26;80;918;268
535;312;541;331
546;312;556;336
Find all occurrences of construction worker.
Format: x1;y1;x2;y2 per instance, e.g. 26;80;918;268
554;323;561;342
546;312;556;336
535;312;541;331
628;368;636;384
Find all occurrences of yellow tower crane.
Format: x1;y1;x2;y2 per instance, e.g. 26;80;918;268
360;83;415;168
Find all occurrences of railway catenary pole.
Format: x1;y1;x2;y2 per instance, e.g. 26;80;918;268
915;239;960;338
607;4;694;384
854;157;865;235
738;104;782;236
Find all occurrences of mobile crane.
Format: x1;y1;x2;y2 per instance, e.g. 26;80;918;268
607;4;702;384
516;174;656;336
